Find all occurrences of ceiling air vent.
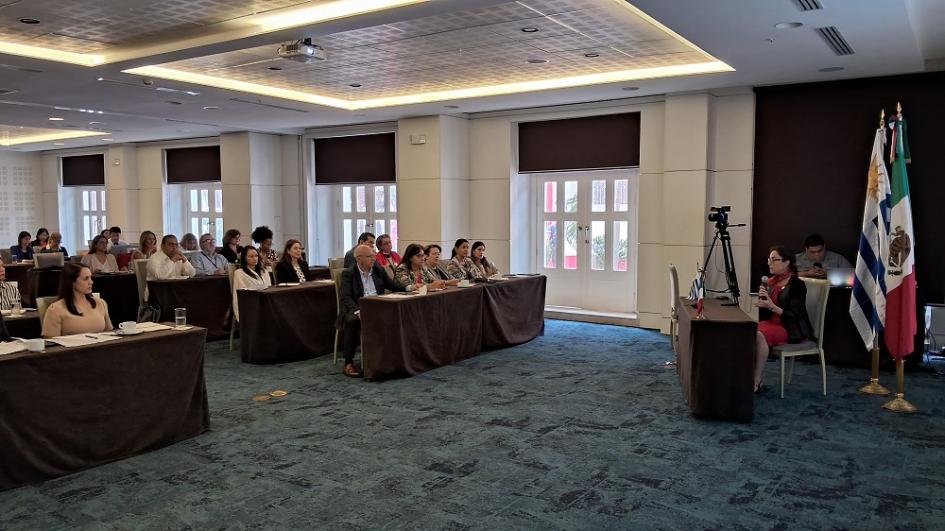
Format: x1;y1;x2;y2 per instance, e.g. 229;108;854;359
816;26;855;56
0;88;18;95
792;0;823;11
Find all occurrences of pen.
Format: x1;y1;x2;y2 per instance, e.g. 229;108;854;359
85;335;98;339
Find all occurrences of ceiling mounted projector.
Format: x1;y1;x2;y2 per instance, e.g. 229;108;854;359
278;39;326;63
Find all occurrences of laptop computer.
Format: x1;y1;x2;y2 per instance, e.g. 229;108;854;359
826;267;856;287
34;252;65;269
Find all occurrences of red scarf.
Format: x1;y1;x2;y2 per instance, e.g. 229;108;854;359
767;272;793;302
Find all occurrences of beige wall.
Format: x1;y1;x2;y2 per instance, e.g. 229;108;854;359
0;151;44;243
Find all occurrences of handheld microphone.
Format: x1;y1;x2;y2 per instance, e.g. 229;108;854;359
759;275;769;301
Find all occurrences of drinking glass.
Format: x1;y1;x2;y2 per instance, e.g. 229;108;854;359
174;307;187;328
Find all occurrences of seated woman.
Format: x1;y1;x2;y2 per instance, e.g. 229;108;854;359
374;234;401;268
753;246;815;393
81;235;120;273
10;231;34;261
30;227;49;249
423;244;460;286
180;232;199;252
446;238;483;280
41;231;69;258
394;244;446;289
220;229;243;264
132;231;158;261
232;246;271;322
41;263;113;337
0;263;22;311
251;226;278;272
274;239;309;284
470;241;501;278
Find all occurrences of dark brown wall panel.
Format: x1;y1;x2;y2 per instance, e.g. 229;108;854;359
166;146;221;183
518;113;641;172
61;154;105;186
314;133;396;184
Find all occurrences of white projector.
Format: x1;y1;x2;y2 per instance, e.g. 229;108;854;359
277;42;326;63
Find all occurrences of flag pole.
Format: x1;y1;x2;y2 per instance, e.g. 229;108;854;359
882;358;917;412
859;341;890;395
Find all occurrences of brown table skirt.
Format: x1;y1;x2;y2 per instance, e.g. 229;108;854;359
238;282;337;364
149;276;230;338
0;326;210;490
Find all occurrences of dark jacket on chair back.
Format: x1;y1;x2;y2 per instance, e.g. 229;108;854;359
759;275;815;344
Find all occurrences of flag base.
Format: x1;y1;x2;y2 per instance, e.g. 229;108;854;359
882;394;917;413
859;378;891;396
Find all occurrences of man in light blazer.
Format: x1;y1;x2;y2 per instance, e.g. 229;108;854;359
338;244;418;377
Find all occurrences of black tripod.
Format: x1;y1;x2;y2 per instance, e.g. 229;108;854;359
701;223;741;307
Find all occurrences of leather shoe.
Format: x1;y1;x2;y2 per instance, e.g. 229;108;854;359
343;363;363;378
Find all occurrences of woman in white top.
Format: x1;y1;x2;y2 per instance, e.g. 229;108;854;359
232;245;271;322
42;263;112;337
81;235;120;273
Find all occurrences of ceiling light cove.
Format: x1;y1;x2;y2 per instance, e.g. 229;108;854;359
0;125;107;147
122;0;733;111
250;0;431;33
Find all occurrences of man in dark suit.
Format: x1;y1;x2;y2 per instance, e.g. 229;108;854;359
342;232;375;269
339;244;418;377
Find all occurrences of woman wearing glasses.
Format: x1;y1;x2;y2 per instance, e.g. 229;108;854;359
753;246;814;393
394;244;446;289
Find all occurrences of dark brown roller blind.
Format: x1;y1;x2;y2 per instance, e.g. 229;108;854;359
314;133;396;184
166;146;221;183
518;113;640;172
61;154;105;186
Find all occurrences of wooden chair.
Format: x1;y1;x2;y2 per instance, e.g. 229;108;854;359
331;267;344;365
668;263;679;352
133;258;149;317
770;278;829;398
328;257;345;270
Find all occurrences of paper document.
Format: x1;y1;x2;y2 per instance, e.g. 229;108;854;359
48;333;123;348
0;341;26;356
135;322;174;332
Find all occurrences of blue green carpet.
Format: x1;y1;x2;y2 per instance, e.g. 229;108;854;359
1;320;943;530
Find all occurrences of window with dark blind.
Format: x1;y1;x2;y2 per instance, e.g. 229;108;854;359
166;146;221;183
61;154;105;186
518;113;641;173
314;133;396;184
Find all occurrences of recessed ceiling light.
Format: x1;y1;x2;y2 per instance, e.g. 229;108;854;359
774;22;803;29
202;106;219;110
101;138;113;142
89;121;103;125
18;18;40;25
526;59;548;64
267;66;282;71
622;86;640;91
819;66;844;72
444;105;459;109
48;117;64;121
521;27;539;33
584;53;600;58
53;142;65;146
349;83;362;88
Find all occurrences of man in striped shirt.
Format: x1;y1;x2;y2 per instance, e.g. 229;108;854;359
0;263;22;310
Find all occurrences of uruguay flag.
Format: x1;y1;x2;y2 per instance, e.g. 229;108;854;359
849;127;890;349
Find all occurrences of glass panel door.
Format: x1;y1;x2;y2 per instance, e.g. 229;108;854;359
337;184;398;255
187;183;223;242
80;187;107;248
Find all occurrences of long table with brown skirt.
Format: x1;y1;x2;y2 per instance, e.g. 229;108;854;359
3;312;41;339
4;263;33;306
238;280;337;364
148;276;230;338
0;326;210;490
675;297;757;422
360;275;546;380
29;269;139;326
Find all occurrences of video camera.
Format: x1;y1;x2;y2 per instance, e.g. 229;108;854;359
707;205;731;229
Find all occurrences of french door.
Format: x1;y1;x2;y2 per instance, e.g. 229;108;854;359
187;183;223;242
80;187;106;247
535;169;638;313
337;183;398;253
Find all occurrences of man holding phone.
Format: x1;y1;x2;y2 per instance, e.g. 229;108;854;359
795;233;852;278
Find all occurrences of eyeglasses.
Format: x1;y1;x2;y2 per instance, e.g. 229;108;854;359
767;257;784;262
201;239;216;243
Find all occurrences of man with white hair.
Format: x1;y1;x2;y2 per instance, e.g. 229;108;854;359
338;244;419;377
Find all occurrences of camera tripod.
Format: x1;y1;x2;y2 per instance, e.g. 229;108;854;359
701;224;741;307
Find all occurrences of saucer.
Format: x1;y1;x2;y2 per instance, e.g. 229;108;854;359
115;329;143;336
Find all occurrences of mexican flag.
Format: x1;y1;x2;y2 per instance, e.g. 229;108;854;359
883;112;916;359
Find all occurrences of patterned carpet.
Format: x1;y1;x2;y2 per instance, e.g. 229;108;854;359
1;320;943;530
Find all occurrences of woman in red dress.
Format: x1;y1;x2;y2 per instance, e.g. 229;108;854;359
754;246;815;393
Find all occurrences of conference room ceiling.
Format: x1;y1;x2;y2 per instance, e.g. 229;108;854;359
0;0;940;151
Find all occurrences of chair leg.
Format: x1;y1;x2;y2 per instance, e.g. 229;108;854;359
787;357;795;384
333;330;339;365
819;350;827;396
780;355;785;399
229;320;237;351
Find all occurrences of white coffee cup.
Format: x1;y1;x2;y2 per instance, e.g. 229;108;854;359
458;280;471;287
26;338;44;352
119;321;137;334
418;284;428;295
